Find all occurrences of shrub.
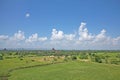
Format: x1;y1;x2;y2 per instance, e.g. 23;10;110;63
20;58;23;60
116;54;120;61
64;56;71;62
43;57;47;61
31;59;35;62
110;59;119;65
95;56;102;63
0;54;3;60
64;58;68;62
79;53;88;59
5;56;13;59
71;56;77;60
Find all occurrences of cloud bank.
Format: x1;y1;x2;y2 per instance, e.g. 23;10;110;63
0;22;120;50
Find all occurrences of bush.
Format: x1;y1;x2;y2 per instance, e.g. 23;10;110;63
5;56;13;59
20;58;23;60
79;53;88;59
43;57;47;61
0;56;3;60
64;56;71;62
110;59;119;65
31;59;35;62
116;54;120;61
95;56;102;63
71;56;77;60
0;54;3;60
64;58;68;62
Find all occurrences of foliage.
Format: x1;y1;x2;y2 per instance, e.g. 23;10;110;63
0;50;120;80
71;56;77;60
95;56;102;63
79;53;88;59
0;54;3;60
110;59;120;65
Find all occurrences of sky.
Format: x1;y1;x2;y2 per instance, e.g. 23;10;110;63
0;0;120;50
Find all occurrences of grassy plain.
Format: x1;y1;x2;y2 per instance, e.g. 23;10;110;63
9;61;120;80
0;50;120;80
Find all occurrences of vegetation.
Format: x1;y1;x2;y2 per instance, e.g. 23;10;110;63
9;61;120;80
0;54;3;60
0;50;120;80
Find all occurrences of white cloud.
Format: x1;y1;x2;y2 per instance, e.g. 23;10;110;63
112;36;120;46
38;37;47;41
51;29;64;40
26;13;30;18
94;29;108;42
65;34;75;40
11;30;25;41
50;28;76;41
26;33;47;43
96;29;106;39
78;22;94;41
26;33;38;42
0;22;120;50
0;35;8;40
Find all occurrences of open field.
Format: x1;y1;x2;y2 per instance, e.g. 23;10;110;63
0;50;120;80
9;61;120;80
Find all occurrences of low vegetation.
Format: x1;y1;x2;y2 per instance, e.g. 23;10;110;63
0;50;120;80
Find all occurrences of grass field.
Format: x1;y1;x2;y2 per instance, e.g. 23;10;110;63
0;50;120;80
9;61;120;80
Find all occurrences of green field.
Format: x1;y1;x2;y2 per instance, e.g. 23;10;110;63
0;50;120;80
9;61;120;80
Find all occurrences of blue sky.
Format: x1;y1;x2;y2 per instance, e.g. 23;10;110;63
0;0;120;50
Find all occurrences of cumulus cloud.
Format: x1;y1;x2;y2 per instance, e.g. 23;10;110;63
26;33;47;43
39;37;47;41
51;29;64;40
78;22;94;41
94;29;107;42
65;34;75;40
72;22;120;50
112;36;120;46
0;35;9;40
0;22;120;50
50;28;76;41
10;30;25;41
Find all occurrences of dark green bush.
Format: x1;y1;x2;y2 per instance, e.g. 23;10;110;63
20;58;23;60
71;56;77;60
95;56;102;63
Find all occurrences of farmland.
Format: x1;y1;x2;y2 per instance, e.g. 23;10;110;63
0;50;120;80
